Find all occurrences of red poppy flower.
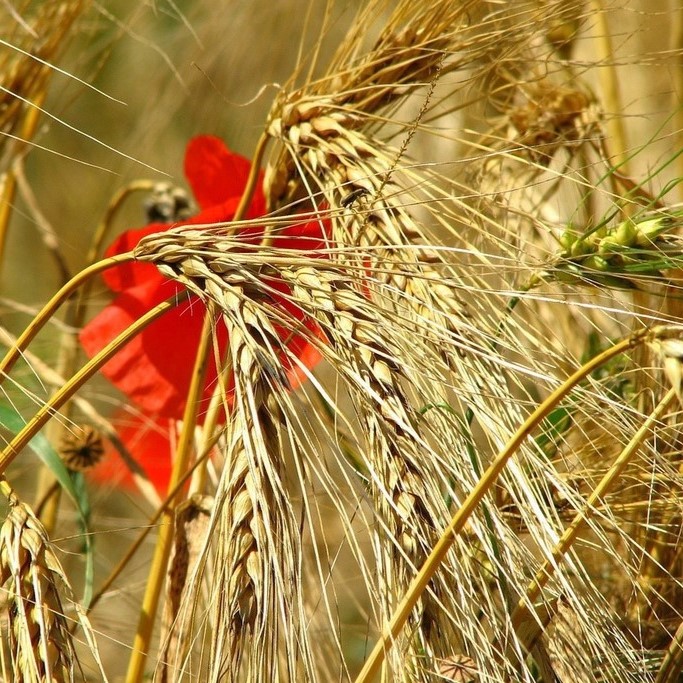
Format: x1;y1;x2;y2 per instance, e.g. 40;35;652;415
80;136;327;490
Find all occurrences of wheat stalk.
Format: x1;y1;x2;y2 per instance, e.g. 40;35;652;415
282;265;458;677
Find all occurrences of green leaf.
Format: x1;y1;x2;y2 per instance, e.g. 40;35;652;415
0;403;95;607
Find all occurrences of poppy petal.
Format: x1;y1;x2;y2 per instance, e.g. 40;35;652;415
184;136;255;210
88;413;174;493
80;278;228;418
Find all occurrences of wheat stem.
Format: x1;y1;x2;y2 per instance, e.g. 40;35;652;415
190;362;227;494
655;614;683;683
86;180;157;266
0;88;47;275
125;308;214;683
13;160;72;284
511;387;676;651
589;0;629;173
0;295;180;475
672;2;683;191
233;130;270;227
0;171;17;280
0;253;134;380
72;180;158;332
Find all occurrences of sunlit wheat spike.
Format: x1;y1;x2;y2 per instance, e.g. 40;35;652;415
208;292;308;682
138;269;310;682
0;492;106;682
263;0;577;209
281;265;466;677
0;0;87;151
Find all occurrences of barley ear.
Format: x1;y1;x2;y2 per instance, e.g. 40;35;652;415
0;487;106;682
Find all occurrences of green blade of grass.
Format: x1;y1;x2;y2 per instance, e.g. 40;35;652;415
0;403;94;607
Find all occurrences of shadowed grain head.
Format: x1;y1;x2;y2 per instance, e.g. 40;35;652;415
0;490;105;682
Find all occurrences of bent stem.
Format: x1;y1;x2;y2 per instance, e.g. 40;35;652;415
125;308;215;683
0;253;135;380
74;180;157;329
85;180;157;267
510;388;676;652
37;182;158;532
0;296;180;475
353;327;655;683
232;130;269;226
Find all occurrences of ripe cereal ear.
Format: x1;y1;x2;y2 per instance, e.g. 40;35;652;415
184;135;253;210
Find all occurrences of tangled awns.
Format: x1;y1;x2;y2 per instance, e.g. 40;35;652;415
2;1;683;682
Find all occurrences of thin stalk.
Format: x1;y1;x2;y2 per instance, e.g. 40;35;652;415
85;180;157;266
75;180;156;328
0;253;134;380
0;172;17;278
35;473;60;534
672;0;683;190
125;309;214;683
353;328;653;683
510;388;676;651
189;370;225;495
13;162;71;285
33;480;60;518
0;297;178;475
232;131;269;228
655;613;683;683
